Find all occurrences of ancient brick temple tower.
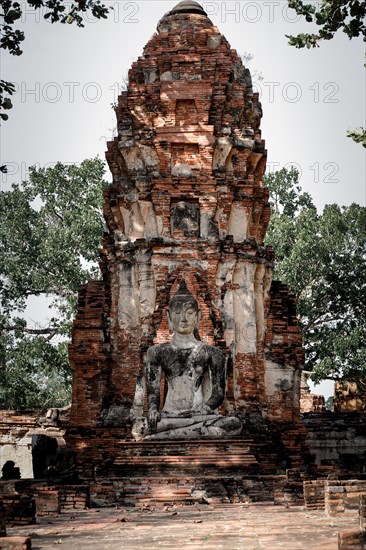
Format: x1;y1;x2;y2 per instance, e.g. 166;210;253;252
67;1;310;500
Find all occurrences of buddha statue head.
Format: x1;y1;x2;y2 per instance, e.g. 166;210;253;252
167;278;202;336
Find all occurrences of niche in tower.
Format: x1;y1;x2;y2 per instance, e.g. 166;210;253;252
178;61;198;80
175;99;198;126
171;143;200;176
170;199;200;238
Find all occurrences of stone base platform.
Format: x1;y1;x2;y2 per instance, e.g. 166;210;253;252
67;419;315;477
66;426;316;507
91;474;305;507
109;439;259;476
91;438;262;506
75;439;306;507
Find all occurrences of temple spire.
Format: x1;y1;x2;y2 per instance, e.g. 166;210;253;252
168;1;207;16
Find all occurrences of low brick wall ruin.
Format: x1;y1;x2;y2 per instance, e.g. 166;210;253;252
338;496;366;550
302;412;366;475
326;481;366;517
338;530;366;550
303;480;326;510
360;496;366;531
0;496;36;526
30;485;90;517
0;481;90;521
304;480;366;516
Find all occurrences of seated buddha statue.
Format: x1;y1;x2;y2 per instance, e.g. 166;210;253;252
143;278;242;439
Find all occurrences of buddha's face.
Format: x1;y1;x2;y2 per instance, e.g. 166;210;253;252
168;300;200;335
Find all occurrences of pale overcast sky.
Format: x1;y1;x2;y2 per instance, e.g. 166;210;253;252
1;1;365;397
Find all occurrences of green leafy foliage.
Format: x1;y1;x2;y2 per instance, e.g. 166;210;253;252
286;0;366;48
0;80;16;121
265;168;366;382
347;127;366;147
0;158;107;409
0;333;70;410
0;0;110;120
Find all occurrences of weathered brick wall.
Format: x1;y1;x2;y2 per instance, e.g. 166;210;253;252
360;495;366;531
338;495;366;550
0;481;89;518
30;486;90;517
69;281;111;427
302;413;366;474
0;412;39;480
0;496;36;526
304;480;366;517
0;411;68;481
338;530;366;549
90;471;306;507
326;481;366;517
303;480;326;510
0;501;6;536
264;281;304;422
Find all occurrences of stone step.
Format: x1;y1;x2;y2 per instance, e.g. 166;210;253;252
118;438;254;453
114;453;257;465
107;476;275;505
107;439;260;474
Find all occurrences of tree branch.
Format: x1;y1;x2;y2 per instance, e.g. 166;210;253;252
303;313;353;334
1;324;60;336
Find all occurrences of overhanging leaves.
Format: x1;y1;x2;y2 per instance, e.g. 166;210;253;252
265;168;366;382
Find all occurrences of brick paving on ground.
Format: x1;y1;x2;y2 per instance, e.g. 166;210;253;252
7;503;359;549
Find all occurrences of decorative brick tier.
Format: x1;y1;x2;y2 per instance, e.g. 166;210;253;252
102;439;259;475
